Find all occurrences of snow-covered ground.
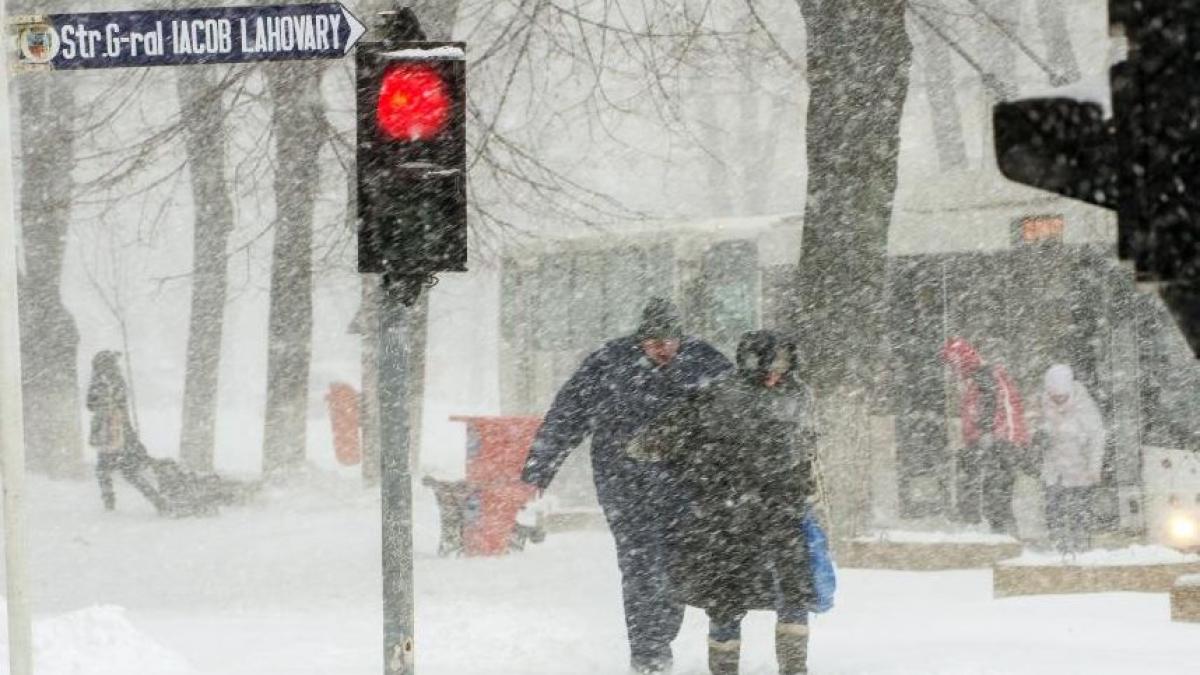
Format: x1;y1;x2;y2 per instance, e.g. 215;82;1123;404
853;529;1018;545
3;474;1200;675
1001;545;1200;568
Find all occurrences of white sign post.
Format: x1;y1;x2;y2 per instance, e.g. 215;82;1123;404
0;0;33;670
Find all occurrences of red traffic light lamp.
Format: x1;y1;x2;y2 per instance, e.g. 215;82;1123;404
376;64;451;142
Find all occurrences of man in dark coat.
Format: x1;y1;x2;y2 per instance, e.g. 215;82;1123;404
520;298;731;674
631;330;817;675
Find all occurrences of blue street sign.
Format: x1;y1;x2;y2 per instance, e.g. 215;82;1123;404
11;3;366;70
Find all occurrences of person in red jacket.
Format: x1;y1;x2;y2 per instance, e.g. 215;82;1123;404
940;337;1030;534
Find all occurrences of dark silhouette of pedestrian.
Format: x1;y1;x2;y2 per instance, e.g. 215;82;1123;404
521;298;732;673
633;330;818;674
86;350;166;513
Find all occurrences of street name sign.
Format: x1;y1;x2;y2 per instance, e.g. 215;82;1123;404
9;3;366;70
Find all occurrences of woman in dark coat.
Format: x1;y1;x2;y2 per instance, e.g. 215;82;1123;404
632;330;818;675
86;350;165;512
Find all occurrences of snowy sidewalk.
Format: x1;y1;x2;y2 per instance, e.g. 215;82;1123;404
4;476;1199;674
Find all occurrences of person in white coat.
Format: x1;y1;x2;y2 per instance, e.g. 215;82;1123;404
1038;364;1107;553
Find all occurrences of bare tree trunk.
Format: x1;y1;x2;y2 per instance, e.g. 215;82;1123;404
262;61;322;478
360;277;382;485
407;0;457;39
796;0;912;394
1036;0;1081;84
974;0;1017;166
698;73;733;215
796;0;912;541
355;0;386;487
177;66;235;471
736;28;764;215
977;1;1017;84
814;388;876;545
354;0;391;487
15;72;83;479
915;18;968;171
406;293;429;470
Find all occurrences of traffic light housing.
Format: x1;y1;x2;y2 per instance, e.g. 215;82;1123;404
357;41;467;276
993;98;1117;210
993;0;1200;355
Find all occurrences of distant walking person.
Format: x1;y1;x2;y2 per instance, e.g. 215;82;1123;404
87;350;165;513
521;298;731;674
1037;364;1106;554
940;337;1030;534
632;330;819;675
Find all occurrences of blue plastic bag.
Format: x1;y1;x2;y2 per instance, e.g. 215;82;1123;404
803;512;837;613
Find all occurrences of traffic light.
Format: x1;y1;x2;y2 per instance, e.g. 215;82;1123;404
1107;1;1200;285
357;41;467;276
993;98;1117;210
993;0;1200;355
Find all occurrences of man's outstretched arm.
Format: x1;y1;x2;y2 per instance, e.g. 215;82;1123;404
520;351;606;489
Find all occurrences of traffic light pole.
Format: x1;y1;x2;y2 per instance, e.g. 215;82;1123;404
378;273;424;675
367;11;429;675
361;8;465;673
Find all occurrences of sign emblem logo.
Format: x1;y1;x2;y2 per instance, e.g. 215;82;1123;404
17;22;59;64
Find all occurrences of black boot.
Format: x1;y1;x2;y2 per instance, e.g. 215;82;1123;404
706;638;739;675
630;657;672;674
97;464;116;511
630;650;672;674
775;622;808;675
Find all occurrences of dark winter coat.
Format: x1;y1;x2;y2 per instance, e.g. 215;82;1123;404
634;373;817;616
86;369;132;452
520;335;732;518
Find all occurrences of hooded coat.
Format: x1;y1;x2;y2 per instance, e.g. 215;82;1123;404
1039;364;1107;488
941;338;1030;448
633;335;817;617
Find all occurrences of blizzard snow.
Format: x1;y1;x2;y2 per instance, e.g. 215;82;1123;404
3;475;1199;674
